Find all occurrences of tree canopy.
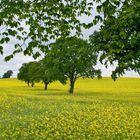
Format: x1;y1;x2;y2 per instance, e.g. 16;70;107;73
0;0;128;59
18;60;66;90
48;37;101;93
0;0;92;59
90;0;140;80
18;62;39;87
17;37;101;93
1;0;139;80
36;59;67;90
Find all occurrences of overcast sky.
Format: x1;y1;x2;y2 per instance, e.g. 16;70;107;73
0;5;139;78
0;27;139;78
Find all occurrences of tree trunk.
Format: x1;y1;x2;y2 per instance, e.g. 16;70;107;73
69;79;75;94
27;81;30;87
31;81;34;87
44;82;48;90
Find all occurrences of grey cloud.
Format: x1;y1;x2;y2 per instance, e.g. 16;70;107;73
0;53;34;77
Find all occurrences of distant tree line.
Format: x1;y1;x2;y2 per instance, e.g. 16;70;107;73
1;70;13;78
18;37;101;94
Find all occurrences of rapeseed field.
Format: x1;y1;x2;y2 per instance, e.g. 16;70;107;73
0;78;140;139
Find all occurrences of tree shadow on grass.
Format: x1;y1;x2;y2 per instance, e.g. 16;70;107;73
36;89;106;97
4;85;108;98
74;91;106;97
36;90;68;96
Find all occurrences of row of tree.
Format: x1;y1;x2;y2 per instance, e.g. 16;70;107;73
1;0;139;83
18;37;101;93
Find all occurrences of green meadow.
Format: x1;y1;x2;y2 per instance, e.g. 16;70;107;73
0;78;140;139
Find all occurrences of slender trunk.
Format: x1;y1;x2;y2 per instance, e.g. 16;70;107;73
27;81;30;87
44;82;48;90
69;78;76;94
31;81;34;87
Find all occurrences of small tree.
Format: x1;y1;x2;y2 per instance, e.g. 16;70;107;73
3;70;13;78
36;59;66;90
18;63;30;86
48;37;101;94
28;61;40;87
18;62;39;87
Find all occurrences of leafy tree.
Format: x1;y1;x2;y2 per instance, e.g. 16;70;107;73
36;59;66;90
0;0;25;56
18;63;30;86
0;0;92;59
2;70;13;78
28;61;40;87
18;62;39;87
0;0;127;59
18;60;66;90
90;0;140;80
48;37;101;94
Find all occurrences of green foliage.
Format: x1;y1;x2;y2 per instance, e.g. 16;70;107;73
0;0;127;58
18;37;101;93
27;61;40;87
48;37;101;93
18;62;39;87
36;59;67;90
18;60;66;90
18;63;29;86
0;0;25;57
0;0;93;58
90;0;140;80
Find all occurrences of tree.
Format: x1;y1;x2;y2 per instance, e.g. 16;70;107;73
36;59;66;90
18;61;39;87
0;0;92;59
18;60;66;90
0;0;127;59
90;0;140;80
48;37;101;94
28;61;41;87
18;63;30;86
3;70;13;78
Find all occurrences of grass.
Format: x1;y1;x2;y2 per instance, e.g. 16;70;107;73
0;78;140;139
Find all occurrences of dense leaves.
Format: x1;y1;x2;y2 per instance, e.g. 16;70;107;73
48;37;101;93
0;0;25;57
90;0;140;80
17;62;39;87
17;63;30;86
18;37;101;93
35;59;67;90
0;0;128;59
1;0;138;79
0;0;93;58
18;60;66;90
